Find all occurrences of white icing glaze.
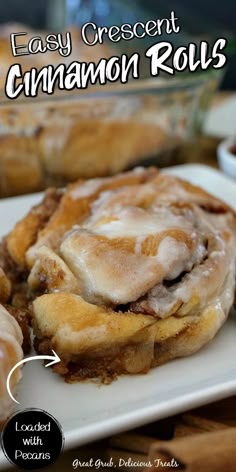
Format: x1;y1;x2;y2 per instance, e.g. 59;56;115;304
60;204;201;306
86;207;193;239
70;178;105;200
26;167;236;319
143;284;179;318
156;237;189;280
41;125;71;153
61;232;164;305
70;168;148;200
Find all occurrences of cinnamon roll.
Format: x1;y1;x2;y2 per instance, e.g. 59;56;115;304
0;304;23;424
5;168;236;383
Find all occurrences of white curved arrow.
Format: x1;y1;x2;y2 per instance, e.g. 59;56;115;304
7;350;61;405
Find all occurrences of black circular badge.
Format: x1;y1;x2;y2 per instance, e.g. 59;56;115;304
1;408;64;470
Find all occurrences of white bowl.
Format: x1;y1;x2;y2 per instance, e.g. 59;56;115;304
217;137;236;179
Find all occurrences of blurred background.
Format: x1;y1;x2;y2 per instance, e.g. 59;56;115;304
0;0;235;88
0;0;235;198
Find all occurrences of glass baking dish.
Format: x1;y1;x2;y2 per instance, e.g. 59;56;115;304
0;0;234;197
0;71;219;197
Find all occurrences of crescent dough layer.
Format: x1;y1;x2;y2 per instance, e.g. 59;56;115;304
32;275;231;381
4;167;236;383
32;244;235;381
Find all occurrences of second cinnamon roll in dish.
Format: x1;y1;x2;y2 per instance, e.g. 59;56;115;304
5;168;236;383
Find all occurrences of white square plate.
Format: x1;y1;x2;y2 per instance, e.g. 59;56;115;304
1;165;236;468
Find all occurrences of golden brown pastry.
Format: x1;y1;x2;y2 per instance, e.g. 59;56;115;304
0;304;23;424
0;25;171;197
5;168;236;383
0;97;169;197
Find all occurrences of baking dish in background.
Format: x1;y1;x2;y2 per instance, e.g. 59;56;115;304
0;76;212;197
0;0;234;197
